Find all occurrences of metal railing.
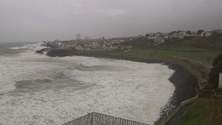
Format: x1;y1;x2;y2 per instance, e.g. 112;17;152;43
62;112;149;125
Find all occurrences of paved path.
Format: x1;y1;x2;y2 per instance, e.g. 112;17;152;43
168;54;211;89
165;103;193;125
167;55;212;70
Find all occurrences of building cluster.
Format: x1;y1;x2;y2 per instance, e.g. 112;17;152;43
42;29;222;51
44;37;120;50
139;29;222;46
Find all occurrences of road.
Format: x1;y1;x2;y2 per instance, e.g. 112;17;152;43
168;55;212;70
165;103;193;125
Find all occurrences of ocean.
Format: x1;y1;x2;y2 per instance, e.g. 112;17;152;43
0;42;175;125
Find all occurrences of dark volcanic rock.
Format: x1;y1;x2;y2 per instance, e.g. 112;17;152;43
158;62;198;120
46;49;77;57
35;48;49;55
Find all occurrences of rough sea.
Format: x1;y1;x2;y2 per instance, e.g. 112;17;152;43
0;42;175;125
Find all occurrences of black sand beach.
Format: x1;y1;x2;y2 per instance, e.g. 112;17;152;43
45;49;199;122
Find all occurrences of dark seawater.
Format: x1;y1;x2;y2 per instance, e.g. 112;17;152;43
0;42;31;55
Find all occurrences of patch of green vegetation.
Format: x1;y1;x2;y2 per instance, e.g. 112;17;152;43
181;98;222;125
131;45;220;64
180;98;210;125
182;33;222;51
215;36;222;43
215;88;222;92
205;82;218;90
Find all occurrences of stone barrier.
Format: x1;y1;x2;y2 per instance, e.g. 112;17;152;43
198;89;214;97
155;95;198;125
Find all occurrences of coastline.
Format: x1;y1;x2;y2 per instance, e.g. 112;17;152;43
45;49;199;122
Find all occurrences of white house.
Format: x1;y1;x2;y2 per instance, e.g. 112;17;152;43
169;33;177;38
177;31;186;39
154;38;165;46
185;33;193;37
163;35;169;39
154;32;163;38
201;31;212;37
148;33;155;37
148;36;157;39
75;45;83;50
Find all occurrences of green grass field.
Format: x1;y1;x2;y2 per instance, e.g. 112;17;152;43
180;98;210;125
180;98;222;125
131;45;220;64
121;36;221;64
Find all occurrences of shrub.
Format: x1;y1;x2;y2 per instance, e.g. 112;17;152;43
208;53;222;88
212;53;222;66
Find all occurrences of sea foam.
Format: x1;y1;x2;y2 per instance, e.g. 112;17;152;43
0;45;175;125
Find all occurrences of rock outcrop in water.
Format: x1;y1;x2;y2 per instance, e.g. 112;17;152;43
35;48;50;55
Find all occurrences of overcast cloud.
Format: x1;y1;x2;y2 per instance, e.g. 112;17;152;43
0;0;222;42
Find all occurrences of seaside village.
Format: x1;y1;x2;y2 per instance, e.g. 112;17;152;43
42;29;222;52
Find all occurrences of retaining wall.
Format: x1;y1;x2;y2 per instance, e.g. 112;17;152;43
198;89;214;97
155;79;211;125
155;95;198;125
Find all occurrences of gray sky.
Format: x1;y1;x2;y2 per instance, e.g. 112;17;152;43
0;0;222;42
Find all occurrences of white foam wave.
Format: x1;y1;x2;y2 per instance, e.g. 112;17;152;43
0;54;61;94
0;55;175;125
9;42;47;54
10;46;22;50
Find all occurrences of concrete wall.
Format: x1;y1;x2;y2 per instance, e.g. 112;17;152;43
155;95;198;125
198;90;214;97
219;73;222;88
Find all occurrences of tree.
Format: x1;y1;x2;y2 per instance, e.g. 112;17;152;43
176;30;181;33
209;53;222;88
209;61;222;85
197;30;204;34
186;30;192;34
212;53;222;66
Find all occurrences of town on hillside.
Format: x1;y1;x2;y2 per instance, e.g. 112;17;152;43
42;29;222;51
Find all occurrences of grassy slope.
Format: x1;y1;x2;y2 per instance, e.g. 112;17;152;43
181;98;222;125
132;44;220;64
180;98;210;125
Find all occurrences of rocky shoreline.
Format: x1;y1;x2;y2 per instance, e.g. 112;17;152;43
45;49;199;122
